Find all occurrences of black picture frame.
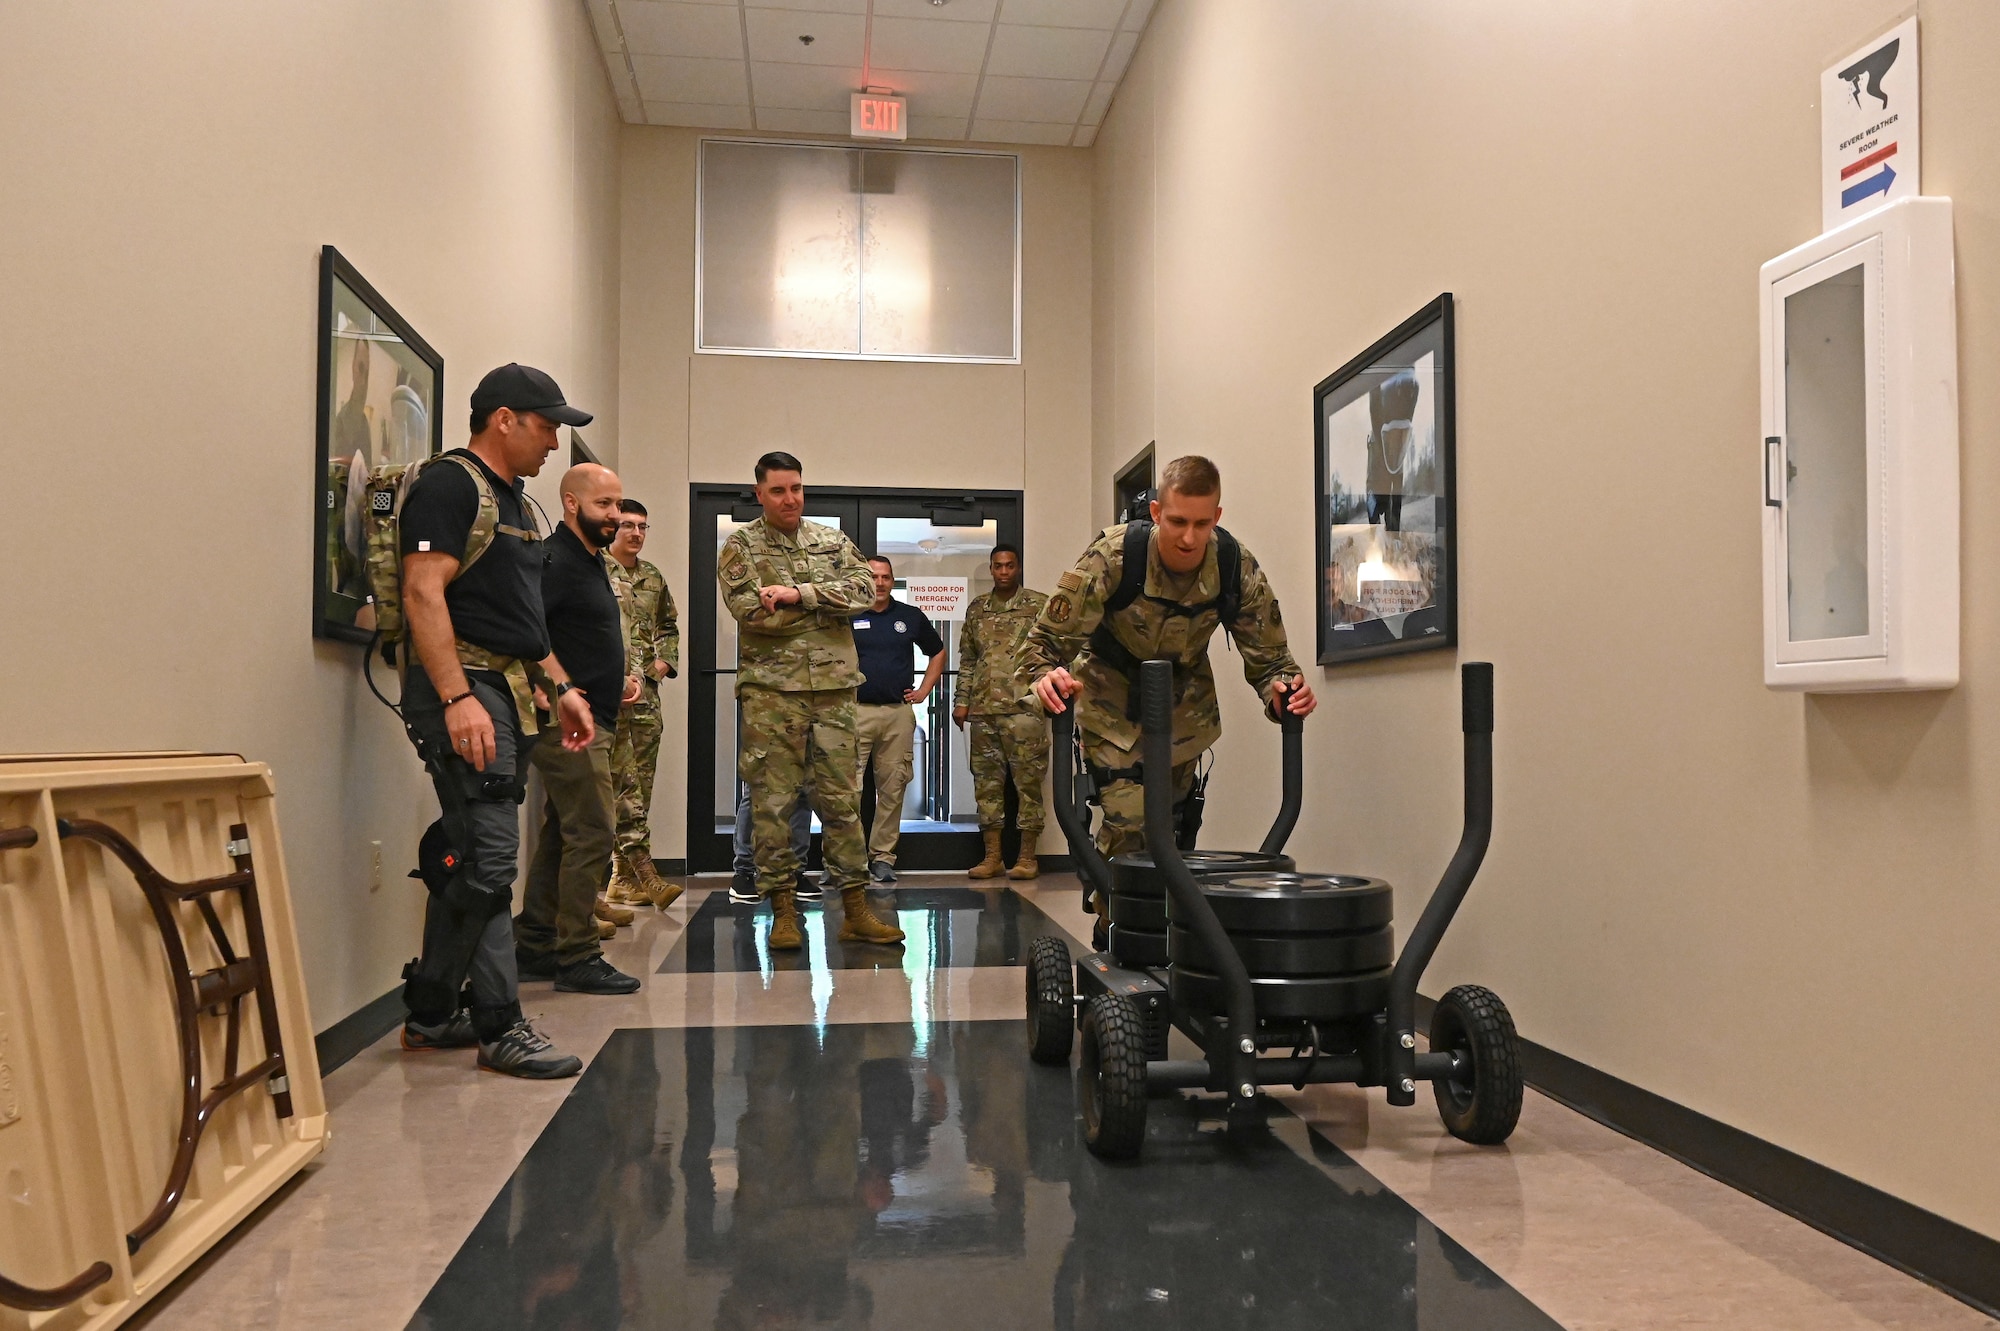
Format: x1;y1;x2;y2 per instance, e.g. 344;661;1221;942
1312;293;1458;665
313;246;444;644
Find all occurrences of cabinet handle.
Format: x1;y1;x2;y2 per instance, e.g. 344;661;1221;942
1764;436;1783;508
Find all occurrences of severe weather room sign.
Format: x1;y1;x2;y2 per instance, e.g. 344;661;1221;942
1821;18;1920;232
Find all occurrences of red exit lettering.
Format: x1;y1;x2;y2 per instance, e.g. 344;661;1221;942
862;99;899;132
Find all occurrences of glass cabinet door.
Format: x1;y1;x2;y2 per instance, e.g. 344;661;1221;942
1773;238;1881;661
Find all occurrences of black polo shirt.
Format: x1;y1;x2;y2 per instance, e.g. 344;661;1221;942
398;449;549;662
540;522;627;729
852;600;945;704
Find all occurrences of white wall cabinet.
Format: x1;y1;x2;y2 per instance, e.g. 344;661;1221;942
1759;196;1958;692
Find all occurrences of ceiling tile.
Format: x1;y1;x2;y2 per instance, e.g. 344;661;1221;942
745;8;865;64
972;74;1090;123
1099;29;1138;82
997;0;1125;29
985;24;1112;80
617;2;744;58
1073;123;1097;146
750;61;860;111
588;0;623;49
631;53;749;103
644;100;754;129
1079;80;1114;126
744;0;866;15
616;87;645;125
907;113;971;141
1120;0;1156;32
865;68;979;119
867;15;992;73
969;118;1075;145
755;107;853;134
873;0;997;20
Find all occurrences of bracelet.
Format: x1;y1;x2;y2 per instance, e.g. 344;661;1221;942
442;690;476;708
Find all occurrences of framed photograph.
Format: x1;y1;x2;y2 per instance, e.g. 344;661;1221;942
1313;294;1458;665
313;246;443;643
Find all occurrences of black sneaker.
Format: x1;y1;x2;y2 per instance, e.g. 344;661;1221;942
515;949;560;981
728;870;759;905
793;871;824;902
869;860;897;884
555;955;641;995
401;1009;477;1051
477;1019;582;1079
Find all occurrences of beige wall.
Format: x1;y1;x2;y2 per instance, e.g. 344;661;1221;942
616;128;1094;859
1094;0;2000;1239
0;2;623;1031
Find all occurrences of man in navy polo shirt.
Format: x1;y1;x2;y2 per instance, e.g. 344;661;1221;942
850;556;945;882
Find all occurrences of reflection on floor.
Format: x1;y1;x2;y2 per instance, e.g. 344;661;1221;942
661;885;1075;975
410;1021;1558;1331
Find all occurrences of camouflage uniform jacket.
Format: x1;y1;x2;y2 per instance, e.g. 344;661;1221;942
719;516;876;692
958;588;1049;716
1021;523;1300;765
610;557;680;680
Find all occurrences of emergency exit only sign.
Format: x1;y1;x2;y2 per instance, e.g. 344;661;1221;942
1821;18;1919;232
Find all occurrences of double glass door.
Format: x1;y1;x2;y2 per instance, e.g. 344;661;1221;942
688;485;1024;872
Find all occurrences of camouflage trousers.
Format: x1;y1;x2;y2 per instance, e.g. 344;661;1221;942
969;712;1051;833
1093;755;1197;860
739;685;869;896
611;684;662;858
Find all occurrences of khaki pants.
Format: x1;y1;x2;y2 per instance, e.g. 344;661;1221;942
854;702;917;865
519;726;615;967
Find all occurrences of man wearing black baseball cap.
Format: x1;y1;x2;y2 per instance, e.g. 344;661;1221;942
395;364;598;1079
470;362;595;428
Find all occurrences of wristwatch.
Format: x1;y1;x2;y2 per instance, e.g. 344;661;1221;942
553;681;577;701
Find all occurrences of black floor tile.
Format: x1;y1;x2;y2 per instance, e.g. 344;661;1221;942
660;885;1080;974
411;1021;1559;1330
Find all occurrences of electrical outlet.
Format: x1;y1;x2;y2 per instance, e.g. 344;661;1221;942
370;841;383;891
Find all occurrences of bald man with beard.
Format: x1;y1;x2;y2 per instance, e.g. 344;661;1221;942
514;463;645;995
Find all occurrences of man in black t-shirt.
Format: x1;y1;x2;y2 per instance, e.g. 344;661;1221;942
850;556;945;882
514;462;644;996
397;363;596;1080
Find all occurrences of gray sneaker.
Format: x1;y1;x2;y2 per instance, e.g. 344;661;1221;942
869;860;897;884
477;1019;582;1079
401;1009;478;1051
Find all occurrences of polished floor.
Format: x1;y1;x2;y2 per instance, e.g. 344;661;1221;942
132;877;1997;1330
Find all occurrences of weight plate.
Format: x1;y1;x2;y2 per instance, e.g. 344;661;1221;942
1170;873;1394;935
1167;924;1394;976
1111;849;1296;898
1108;892;1167;932
1170;966;1393;1021
1107;924;1169;969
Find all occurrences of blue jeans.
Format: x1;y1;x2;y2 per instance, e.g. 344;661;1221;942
733;783;809;875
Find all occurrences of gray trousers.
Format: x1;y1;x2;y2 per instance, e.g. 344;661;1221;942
520;726;616;966
732;783;810;875
402;668;532;1040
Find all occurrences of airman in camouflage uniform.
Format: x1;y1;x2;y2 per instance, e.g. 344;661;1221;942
953;544;1050;880
606;499;682;909
1024;457;1314;929
720;453;905;951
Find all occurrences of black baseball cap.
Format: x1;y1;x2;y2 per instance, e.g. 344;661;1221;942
470;363;593;427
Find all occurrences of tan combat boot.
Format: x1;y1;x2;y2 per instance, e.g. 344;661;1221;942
837;886;905;945
1007;849;1039;881
595;895;635;926
768;887;805;951
967;830;1006;879
632;851;684;910
605;853;645;906
597;918;618;940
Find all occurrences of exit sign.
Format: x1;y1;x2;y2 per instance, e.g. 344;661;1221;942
850;91;907;141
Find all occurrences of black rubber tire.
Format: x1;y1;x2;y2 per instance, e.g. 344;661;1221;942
1430;984;1524;1145
1170;965;1391;1020
1110;849;1296;897
1026;935;1075;1066
1179;873;1395;935
1168;924;1395;976
1078;992;1149;1160
1107;923;1169;968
